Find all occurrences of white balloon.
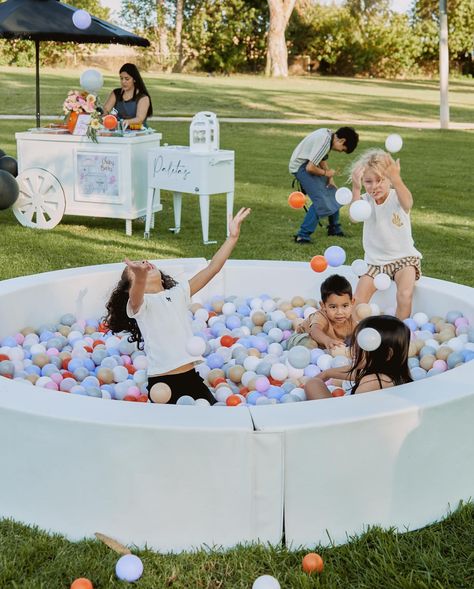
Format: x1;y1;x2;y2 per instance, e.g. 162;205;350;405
185;336;206;356
349;199;371;222
385;133;403;153
373;273;391;291
252;575;281;589
357;327;382;351
351;258;368;277
72;9;92;30
335;186;353;205
80;69;103;93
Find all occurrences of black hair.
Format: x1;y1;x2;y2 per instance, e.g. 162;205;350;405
335;126;359;154
119;63;153;117
320;274;353;303
349;315;412;393
103;266;177;349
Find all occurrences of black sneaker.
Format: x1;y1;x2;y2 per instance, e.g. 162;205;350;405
327;227;345;237
294;235;312;244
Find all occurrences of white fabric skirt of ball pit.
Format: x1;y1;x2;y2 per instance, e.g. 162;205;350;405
0;259;473;552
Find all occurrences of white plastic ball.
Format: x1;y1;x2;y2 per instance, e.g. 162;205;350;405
303;306;317;319
250;297;263;310
291;387;307;401
286;364;304;379
112;365;129;383
222;302;236;315
252;575;281;589
268;327;283;343
385;133;403;153
373;273;391;291
268;342;283;356
316;353;333;371
215;387;232;403
185;336;206;357
241;371;257;387
270;310;286;323
262;299;276;312
195;398;211;407
447;337;464;353
133;355;148;370
349;200;372;222
80;69;104;93
115;554;144;582
243;356;260;372
370;302;380;316
287;345;311;369
270;363;288;381
72;9;92;29
357;327;382;351
194;308;209;322
413;312;429;327
331;355;351;368
335;186;352;205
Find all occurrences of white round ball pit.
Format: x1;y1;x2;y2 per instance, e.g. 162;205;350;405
0;259;473;553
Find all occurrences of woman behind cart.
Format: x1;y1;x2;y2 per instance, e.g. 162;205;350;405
103;63;153;129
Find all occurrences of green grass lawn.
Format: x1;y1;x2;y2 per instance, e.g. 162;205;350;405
1;66;474;123
1;69;474;587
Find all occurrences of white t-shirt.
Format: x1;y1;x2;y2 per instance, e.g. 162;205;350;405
126;281;203;376
362;189;422;265
289;128;332;173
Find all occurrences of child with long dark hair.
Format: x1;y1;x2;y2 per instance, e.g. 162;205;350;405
104;208;251;405
305;315;412;400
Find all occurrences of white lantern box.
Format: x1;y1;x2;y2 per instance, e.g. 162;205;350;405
189;111;219;153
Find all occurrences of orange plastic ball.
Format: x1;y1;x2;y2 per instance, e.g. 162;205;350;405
212;377;227;387
103;114;118;130
310;255;328;273
226;394;242;406
0;354;9;362
123;395;137;402
220;335;235;348
331;388;345;397
136;394;149;403
71;579;94;589
288;191;306;209
302;552;324;574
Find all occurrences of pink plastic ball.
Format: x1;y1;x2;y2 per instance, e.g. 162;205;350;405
127;386;141;398
46;348;60;356
255;376;270;393
50;373;63;384
282;330;292;340
454;317;469;328
45;381;59;391
15;333;25;344
432;359;448;372
122;355;132;365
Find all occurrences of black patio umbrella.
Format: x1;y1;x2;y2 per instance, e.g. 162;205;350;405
0;0;150;127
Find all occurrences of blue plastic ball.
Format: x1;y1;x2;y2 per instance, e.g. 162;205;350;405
324;245;346;267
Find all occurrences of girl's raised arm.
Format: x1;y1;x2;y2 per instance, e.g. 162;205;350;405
382;155;413;212
189;208;251;297
125;259;152;314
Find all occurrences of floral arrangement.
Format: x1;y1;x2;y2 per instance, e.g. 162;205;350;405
63;90;101;143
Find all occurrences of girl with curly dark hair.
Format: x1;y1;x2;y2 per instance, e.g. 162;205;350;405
104;207;251;405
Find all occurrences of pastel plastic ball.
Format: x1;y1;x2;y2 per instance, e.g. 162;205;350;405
324;245;346;267
149;382;171;404
287;345;311;369
255;376;270;393
70;579;93;589
385;133;403;153
446;310;463;324
288;191;306;209
80;69;103;93
310;255;328;273
270;362;288;381
252;575;281;589
176;395;195;405
103;114;118;130
351;258;368;277
373;273;391;291
349;199;371;222
355;303;372;321
185;336;206;357
413;312;429;327
72;9;92;29
357;327;382;351
335;186;352;205
316;353;333;371
302;552;324;574
115;554;144;582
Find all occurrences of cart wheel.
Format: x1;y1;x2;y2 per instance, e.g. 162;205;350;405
13;168;65;229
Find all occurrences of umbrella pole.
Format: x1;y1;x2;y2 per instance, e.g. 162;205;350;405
35;39;40;128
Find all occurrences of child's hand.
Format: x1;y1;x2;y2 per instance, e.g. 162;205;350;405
124;258;154;278
381;154;401;184
351;166;364;190
228;207;251;239
325;168;336;178
327;338;345;350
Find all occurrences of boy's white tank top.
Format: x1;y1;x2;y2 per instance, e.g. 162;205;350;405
362;189;421;265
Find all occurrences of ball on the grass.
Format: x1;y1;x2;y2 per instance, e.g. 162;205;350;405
335;186;352;205
115;554;143;582
0;170;19;210
70;579;93;589
302;552;324;574
252;574;281;589
385;133;403;153
357;327;381;351
149;382;171;403
288;191;306;209
310;255;328;273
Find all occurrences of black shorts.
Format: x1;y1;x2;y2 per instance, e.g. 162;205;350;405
147;369;216;405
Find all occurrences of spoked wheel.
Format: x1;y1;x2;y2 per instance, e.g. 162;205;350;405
13;168;66;229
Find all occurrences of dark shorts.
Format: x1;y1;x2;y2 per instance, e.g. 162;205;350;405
147;369;216;405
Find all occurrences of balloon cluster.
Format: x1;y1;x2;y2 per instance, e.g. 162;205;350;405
0;148;19;211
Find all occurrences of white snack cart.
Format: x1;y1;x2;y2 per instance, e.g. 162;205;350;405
14;130;162;235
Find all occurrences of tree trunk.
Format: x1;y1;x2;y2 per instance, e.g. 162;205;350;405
266;0;296;77
173;0;184;73
156;0;170;68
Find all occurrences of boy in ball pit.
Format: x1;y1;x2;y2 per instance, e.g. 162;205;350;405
286;274;357;352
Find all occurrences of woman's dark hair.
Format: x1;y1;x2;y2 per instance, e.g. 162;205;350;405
103;266;177;349
119;63;153;117
349;315;412;393
335;126;359;154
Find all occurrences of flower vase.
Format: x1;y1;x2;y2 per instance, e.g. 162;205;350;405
67;111;79;133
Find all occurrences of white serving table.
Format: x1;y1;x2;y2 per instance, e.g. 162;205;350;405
146;146;234;244
14;131;162;235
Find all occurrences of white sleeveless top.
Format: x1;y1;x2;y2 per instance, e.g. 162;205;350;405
126;281;203;376
362;189;421;265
